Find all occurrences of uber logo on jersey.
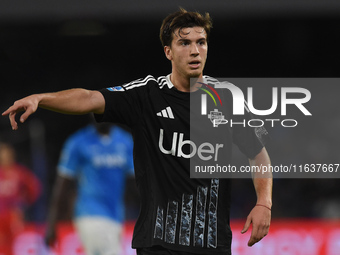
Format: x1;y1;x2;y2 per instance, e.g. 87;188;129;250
158;129;223;161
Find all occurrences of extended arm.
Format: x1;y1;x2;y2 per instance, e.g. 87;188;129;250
2;89;105;130
241;147;272;246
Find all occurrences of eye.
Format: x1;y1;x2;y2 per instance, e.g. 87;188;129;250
198;40;206;46
181;41;189;46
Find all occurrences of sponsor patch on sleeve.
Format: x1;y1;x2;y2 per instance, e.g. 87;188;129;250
107;86;124;92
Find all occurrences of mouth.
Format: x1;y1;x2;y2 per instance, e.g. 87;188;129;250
188;60;201;69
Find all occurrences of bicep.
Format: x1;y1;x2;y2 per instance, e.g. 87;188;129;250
89;90;105;114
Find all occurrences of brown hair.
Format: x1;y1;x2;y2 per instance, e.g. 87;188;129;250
160;8;213;47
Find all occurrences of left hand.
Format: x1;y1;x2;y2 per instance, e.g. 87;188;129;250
241;205;271;246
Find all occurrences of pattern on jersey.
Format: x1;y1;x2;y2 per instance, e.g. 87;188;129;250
154;206;164;240
208;178;219;248
157;76;174;89
153;179;220;248
193;186;208;247
122;75;157;90
179;194;193;246
165;201;179;244
114;75;175;91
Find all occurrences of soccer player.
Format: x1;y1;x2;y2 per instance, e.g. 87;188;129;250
0;143;41;255
3;8;272;255
44;122;134;255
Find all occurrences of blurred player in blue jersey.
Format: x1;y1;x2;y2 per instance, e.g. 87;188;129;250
44;121;134;255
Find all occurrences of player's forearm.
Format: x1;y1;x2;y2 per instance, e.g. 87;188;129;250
253;177;272;208
46;176;67;226
38;88;104;114
249;147;273;208
3;88;105;130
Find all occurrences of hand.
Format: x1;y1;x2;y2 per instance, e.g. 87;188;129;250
2;94;40;130
241;205;271;246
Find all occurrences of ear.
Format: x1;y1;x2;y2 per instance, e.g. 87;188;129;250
164;46;173;61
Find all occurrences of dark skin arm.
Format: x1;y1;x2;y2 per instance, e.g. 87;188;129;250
45;175;76;247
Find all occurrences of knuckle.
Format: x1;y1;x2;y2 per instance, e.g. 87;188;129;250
13;100;21;106
263;222;270;229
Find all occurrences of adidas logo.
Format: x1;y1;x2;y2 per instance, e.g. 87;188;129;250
156;106;174;119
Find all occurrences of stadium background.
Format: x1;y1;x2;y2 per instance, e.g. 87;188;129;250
1;0;340;254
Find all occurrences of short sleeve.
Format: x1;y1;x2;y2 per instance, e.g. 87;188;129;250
94;76;156;127
232;110;270;159
58;135;82;179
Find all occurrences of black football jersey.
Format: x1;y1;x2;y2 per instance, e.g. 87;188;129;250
95;74;268;254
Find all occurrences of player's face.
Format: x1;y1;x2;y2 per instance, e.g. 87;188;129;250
165;26;208;79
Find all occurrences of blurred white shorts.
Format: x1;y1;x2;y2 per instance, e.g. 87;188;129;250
75;216;123;255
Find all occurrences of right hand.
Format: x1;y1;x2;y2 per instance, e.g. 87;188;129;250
2;94;40;130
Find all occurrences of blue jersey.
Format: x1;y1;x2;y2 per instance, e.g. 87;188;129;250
58;125;134;223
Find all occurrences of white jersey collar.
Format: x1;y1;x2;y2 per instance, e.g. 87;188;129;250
165;74;209;89
165;74;174;89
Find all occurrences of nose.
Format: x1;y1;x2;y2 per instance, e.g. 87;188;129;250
190;44;199;56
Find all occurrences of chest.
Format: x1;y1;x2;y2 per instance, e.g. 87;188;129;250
80;140;128;169
140;89;233;162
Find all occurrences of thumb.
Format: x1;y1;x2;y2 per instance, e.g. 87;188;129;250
241;217;251;234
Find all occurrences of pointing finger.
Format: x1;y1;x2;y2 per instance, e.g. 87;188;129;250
2;105;15;116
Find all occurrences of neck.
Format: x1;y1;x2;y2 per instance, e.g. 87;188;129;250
170;71;203;92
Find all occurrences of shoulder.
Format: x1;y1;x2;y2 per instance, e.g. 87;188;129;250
106;75;173;92
65;126;94;146
203;75;220;86
203;75;239;92
156;75;174;89
202;75;234;106
203;75;233;95
201;75;224;94
109;75;158;91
